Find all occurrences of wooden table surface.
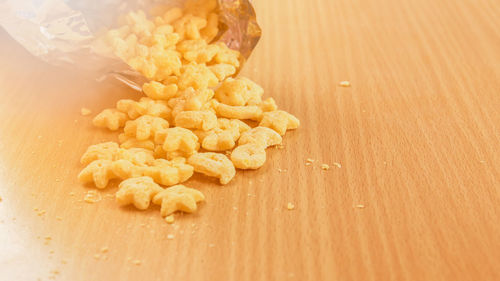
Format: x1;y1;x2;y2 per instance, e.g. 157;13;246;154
1;0;499;280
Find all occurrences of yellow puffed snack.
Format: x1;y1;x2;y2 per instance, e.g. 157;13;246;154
115;148;155;166
168;88;215;117
81;142;154;166
200;119;250;151
116;176;164;210
152;184;205;216
201;12;219;42
78;160;117;189
117;97;171;121
177;63;218;90
213;42;240;68
125;10;155;39
123;115;169;141
149;48;182;80
177;39;218;63
112;158;193;187
188;152;235;184
230;143;266;170
174;110;217;131
93;109;128;131
118;134;156;150
80;142;119;165
215;77;263;106
259;110;300;136
209;64;236;81
259;97;278;113
143;159;194;186
173;14;207;40
214;101;263;120
162;7;183;24
142;81;178;100
238;127;282;148
155;127;199;153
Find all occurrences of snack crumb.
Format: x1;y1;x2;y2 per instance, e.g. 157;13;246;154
165;215;175;224
133;259;141;265
81;108;92;116
339;81;351;87
100;246;109;253
333;162;342;168
321;164;330;170
287;202;295;210
167;234;175;240
56;216;63;221
277;168;288;173
94;254;101;260
84;190;102;203
355;204;365;209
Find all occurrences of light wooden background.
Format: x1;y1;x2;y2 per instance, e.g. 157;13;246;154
1;0;499;280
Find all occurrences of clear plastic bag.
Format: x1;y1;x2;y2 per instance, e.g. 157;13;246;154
0;0;261;89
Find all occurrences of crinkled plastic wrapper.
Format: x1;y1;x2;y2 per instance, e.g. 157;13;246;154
0;0;261;89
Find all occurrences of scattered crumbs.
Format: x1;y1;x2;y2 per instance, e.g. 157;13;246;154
94;254;101;260
306;158;315;163
278;168;288;173
55;178;60;182
69;192;75;196
232;206;238;211
44;236;52;245
165;215;175;224
81;107;92;116
321;164;330;170
37;135;43;140
333;162;342;168
31;151;36;155
127;257;132;261
287;202;295;210
167;234;175;240
100;246;109;253
37;210;46;216
133;259;142;266
57;140;64;147
339;80;351;87
479;160;486;163
355;204;365;209
275;144;285;149
208;243;215;248
56;216;63;221
49;250;54;254
84;190;102;203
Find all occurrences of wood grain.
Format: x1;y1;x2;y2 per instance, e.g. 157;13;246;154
0;0;499;280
